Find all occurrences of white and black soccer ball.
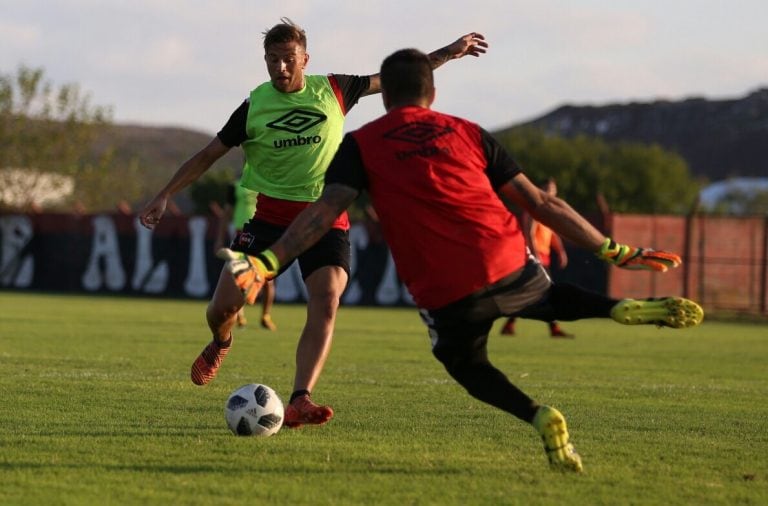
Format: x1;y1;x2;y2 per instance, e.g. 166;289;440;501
225;383;284;437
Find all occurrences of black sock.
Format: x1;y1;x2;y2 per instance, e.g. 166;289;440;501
442;360;539;422
547;283;617;320
290;389;310;404
215;334;232;347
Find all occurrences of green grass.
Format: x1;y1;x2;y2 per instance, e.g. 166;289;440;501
0;292;766;505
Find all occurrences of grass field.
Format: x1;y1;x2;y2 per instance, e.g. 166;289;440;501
1;292;766;505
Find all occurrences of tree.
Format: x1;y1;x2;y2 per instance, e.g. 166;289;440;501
188;170;235;215
493;127;700;214
0;65;142;212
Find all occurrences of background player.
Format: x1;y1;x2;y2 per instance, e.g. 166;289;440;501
501;177;572;338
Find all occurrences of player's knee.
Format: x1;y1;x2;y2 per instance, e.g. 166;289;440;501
207;299;242;325
304;266;347;312
304;290;340;321
432;344;472;379
306;278;345;319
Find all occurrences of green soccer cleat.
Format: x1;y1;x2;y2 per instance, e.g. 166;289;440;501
610;297;704;328
532;406;583;473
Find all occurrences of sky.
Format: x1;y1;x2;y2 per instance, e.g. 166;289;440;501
2;0;767;136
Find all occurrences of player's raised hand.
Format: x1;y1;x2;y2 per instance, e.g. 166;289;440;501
596;238;681;272
445;32;488;59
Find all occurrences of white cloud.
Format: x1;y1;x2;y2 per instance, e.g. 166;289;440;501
1;0;766;134
0;19;40;48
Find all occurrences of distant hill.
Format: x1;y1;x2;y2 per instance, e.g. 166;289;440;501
90;124;245;211
94;124;229;170
101;88;767;204
497;87;768;181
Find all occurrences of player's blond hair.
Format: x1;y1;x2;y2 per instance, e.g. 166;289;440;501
263;17;307;51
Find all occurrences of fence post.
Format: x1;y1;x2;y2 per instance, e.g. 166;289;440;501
683;198;700;301
683;213;693;299
697;216;706;308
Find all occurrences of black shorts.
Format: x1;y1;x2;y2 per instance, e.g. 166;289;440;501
419;260;552;343
231;219;350;280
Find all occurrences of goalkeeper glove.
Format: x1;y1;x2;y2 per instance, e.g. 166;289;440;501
217;248;280;304
596;237;681;272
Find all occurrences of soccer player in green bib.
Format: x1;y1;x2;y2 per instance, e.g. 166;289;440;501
139;18;488;428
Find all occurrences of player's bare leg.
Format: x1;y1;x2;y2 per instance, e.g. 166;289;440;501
191;268;244;385
284;265;348;428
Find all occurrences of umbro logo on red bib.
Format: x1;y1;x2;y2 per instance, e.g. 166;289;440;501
383;122;454;143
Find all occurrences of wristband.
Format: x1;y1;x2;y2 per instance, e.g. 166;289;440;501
597;237;616;258
256;249;280;273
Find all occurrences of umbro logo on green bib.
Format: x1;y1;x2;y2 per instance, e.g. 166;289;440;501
267;109;326;148
266;109;327;134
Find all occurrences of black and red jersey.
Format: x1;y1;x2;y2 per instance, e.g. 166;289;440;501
325;105;528;309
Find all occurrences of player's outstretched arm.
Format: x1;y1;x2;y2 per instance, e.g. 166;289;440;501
501;173;681;272
365;32;487;95
428;32;488;68
139;137;230;229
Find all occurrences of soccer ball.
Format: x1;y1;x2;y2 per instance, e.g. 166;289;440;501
225;383;284;437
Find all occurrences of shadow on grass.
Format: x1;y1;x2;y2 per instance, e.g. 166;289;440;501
0;460;468;476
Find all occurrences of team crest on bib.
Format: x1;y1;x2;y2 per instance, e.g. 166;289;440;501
237;232;255;248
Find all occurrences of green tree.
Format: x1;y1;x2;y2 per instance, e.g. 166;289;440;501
0;65;142;212
188;170;235;215
746;190;768;215
493;127;700;214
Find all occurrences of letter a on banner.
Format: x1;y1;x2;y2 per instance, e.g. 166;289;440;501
132;218;169;293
